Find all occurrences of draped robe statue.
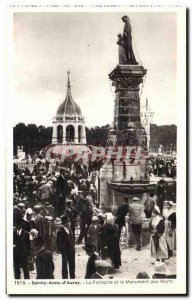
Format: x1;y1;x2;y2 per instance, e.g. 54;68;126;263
118;16;138;65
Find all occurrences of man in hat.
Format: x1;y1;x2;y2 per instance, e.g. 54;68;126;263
13;217;31;279
83;244;99;279
129;197;144;251
56;215;75;279
115;196;130;240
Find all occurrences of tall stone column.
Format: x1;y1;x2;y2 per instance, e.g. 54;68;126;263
52;123;57;144
74;124;78;144
109;65;146;133
80;124;86;144
62;124;66;144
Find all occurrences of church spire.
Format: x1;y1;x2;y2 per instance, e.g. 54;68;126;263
66;70;72;98
67;70;71;88
56;71;82;117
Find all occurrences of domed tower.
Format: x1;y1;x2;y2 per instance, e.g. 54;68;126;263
52;71;86;145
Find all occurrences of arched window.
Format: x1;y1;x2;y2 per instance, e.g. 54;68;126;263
66;125;75;142
57;125;63;143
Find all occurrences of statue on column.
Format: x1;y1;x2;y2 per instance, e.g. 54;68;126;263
117;15;138;65
117;34;127;64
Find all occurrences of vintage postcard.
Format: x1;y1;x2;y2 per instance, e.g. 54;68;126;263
6;5;186;295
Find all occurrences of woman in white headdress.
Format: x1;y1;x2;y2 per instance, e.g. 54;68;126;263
163;201;176;255
149;206;168;262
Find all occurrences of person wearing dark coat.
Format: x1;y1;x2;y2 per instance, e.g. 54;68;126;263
35;237;54;279
76;198;93;244
65;200;78;238
83;244;99;279
98;214;108;259
56;169;68;216
102;217;121;269
56;215;75;279
33;205;45;240
13;218;31;279
156;179;168;214
115;197;130;240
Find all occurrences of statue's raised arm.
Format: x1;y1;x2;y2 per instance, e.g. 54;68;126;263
121;15;138;65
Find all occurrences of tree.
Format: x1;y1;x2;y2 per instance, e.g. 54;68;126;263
86;125;109;146
13;122;176;155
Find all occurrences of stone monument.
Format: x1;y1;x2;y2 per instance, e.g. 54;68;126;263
99;16;156;212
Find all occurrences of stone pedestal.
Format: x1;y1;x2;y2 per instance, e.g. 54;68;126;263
99;157;156;212
109;64;146;135
99;162;113;212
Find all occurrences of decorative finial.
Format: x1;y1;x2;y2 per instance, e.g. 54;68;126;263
67;70;71;88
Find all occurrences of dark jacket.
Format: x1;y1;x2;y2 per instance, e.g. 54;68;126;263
36;248;54;279
22;219;36;233
22;220;31;232
85;253;98;279
33;214;45;240
115;203;129;226
56;226;75;254
56;175;68;196
13;229;31;258
102;223;121;268
168;212;176;230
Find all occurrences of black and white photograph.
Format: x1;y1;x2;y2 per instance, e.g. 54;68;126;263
5;6;186;295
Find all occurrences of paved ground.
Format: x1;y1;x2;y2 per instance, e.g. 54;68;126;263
29;243;176;279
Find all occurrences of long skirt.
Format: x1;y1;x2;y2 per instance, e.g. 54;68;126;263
150;233;168;260
164;220;176;250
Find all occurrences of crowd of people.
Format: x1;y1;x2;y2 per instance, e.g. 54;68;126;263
148;154;177;178
13;155;176;280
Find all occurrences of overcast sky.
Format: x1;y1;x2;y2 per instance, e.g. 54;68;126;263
13;12;177;128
